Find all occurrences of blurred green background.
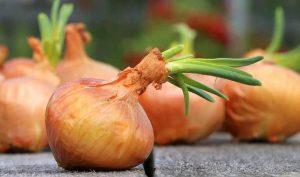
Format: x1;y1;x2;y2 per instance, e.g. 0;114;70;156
0;0;299;69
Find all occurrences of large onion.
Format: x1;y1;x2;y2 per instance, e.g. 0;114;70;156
46;78;154;169
57;23;119;83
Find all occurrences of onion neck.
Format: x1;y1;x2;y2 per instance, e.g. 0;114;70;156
64;23;91;61
117;48;169;95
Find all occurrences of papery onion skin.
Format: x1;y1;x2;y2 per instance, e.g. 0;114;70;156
0;77;56;152
46;78;154;170
222;64;300;142
140;75;225;144
2;58;36;79
56;23;119;83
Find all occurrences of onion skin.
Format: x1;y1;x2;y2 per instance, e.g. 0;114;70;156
0;77;56;152
46;78;154;170
2;58;36;79
222;64;300;142
140;75;225;144
57;23;119;83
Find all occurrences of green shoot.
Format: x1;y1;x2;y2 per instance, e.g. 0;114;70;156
175;23;196;55
161;45;262;115
266;7;285;54
38;0;74;67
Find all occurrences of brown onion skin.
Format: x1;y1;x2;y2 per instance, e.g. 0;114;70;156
46;78;154;170
222;64;300;142
0;77;56;152
2;58;36;79
140;75;225;144
57;23;119;83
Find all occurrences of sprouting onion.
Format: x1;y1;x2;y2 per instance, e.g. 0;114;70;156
223;7;300;142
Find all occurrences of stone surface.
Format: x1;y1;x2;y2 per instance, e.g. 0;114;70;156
1;133;300;177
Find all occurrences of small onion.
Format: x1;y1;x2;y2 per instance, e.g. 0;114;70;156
57;23;119;83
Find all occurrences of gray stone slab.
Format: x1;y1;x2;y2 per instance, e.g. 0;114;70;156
1;133;300;177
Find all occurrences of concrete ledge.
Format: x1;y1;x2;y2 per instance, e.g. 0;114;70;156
1;133;300;177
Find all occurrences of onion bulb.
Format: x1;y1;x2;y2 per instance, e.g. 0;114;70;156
222;64;300;142
0;77;56;152
222;7;300;142
46;45;262;170
56;23;119;83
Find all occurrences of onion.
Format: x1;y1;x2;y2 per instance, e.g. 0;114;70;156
221;7;300;142
46;45;262;170
56;23;119;83
222;64;300;142
0;77;56;152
